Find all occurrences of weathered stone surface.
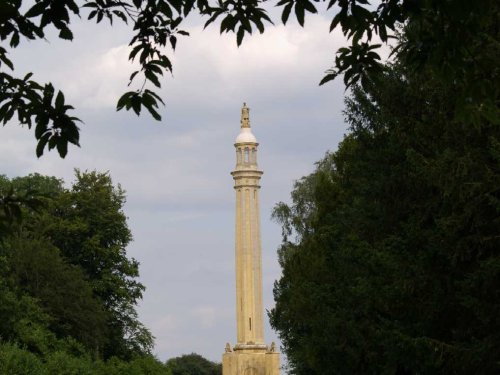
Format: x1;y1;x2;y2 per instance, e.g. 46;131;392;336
223;104;280;375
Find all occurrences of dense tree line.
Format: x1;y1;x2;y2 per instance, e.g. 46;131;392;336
0;171;170;373
270;1;499;372
270;45;500;375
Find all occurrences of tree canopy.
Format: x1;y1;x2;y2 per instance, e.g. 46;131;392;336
269;3;499;371
165;353;222;375
0;171;170;373
270;53;500;373
1;0;497;157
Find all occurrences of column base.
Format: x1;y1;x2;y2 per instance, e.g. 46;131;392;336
223;342;280;375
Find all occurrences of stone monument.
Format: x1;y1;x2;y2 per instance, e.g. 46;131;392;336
223;104;280;375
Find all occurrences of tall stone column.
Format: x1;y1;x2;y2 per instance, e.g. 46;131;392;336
223;104;280;375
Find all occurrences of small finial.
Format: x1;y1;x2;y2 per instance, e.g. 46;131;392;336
268;342;276;352
241;103;250;128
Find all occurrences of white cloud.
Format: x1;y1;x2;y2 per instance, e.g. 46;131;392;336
166;15;346;107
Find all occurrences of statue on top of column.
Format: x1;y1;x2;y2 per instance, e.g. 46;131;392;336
241;103;250;128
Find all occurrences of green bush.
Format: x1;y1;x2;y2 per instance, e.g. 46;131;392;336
0;342;46;375
45;351;95;375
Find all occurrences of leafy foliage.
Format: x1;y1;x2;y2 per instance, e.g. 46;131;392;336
0;171;158;369
0;342;173;374
2;0;497;157
165;353;222;375
270;60;500;374
7;233;108;354
0;175;45;235
0;0;82;158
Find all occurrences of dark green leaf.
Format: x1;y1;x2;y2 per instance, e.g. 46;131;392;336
236;26;244;46
64;122;80;145
144;89;165;106
10;32;19;48
254;17;265;33
220;14;235;33
330;12;342;32
56;139;68;158
25;1;47;18
117;92;132;111
142;93;162;120
145;105;161;121
66;0;80;15
55;91;64;110
113;10;128;23
241;17;252;34
171;16;182;29
302;0;317;14
294;3;305;27
168;0;183;14
170;35;177;50
0;103;12;125
145;70;161;88
129;71;139;84
35;120;48;139
0;53;14;70
48;135;57;150
160;2;173;18
139;47;150;63
183;0;195;16
326;0;337;10
204;11;222;29
129;44;143;61
36;135;48;157
131;94;141;115
319;72;336;86
88;10;98;20
59;27;73;40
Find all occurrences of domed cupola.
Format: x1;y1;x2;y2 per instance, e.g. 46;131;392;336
235;103;258;168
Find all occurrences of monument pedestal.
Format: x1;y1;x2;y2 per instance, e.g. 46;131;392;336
223;344;280;375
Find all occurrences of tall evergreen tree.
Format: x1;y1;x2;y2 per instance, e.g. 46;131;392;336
270;61;500;373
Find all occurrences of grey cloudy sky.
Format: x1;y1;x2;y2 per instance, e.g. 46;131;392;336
2;10;351;364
